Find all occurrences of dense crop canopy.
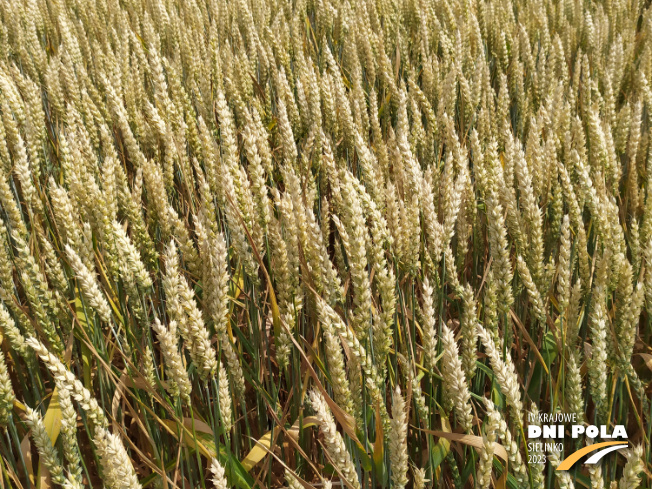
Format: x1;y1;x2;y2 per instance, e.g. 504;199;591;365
0;0;650;487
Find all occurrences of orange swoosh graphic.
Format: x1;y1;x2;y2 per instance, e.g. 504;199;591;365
556;441;628;470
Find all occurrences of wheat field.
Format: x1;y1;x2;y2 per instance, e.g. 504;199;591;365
0;0;650;487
